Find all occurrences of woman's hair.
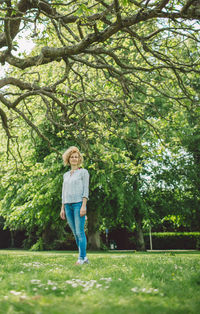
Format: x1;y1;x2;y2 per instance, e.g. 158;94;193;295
62;146;83;166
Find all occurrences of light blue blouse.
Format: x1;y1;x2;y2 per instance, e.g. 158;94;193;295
62;168;89;204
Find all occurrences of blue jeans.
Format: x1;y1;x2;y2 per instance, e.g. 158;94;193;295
64;202;87;260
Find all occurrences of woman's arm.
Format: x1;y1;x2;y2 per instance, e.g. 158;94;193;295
80;197;87;217
60;203;65;220
60;173;66;220
82;169;89;200
80;169;89;217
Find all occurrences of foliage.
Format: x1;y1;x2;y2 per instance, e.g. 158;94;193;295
0;148;66;248
140;135;200;232
1;107;199;249
0;0;200;250
30;237;44;251
0;0;199;150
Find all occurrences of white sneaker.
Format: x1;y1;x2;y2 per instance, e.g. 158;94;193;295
75;259;84;265
83;257;89;264
75;257;89;265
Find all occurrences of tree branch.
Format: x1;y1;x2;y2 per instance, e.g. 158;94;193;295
0;107;12;138
181;0;196;15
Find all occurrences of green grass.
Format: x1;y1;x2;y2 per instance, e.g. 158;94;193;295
0;250;200;314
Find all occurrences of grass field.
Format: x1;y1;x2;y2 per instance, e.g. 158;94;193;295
0;250;199;314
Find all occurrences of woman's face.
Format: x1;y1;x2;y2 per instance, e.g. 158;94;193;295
69;152;80;166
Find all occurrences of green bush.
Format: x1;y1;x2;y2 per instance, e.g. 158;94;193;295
144;232;200;250
30;238;44;251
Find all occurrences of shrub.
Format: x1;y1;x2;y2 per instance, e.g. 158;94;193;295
30;238;44;251
144;232;200;250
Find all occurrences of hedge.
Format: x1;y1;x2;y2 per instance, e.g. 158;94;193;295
144;232;200;250
0;229;11;248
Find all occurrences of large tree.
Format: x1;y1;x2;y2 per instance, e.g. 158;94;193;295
0;0;199;150
0;0;199;251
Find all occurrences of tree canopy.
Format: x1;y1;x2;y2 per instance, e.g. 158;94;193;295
0;0;199;153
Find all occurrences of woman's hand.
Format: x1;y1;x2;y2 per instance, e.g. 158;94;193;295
60;208;66;220
80;206;87;217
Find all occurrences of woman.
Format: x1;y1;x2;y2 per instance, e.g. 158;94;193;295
60;146;89;265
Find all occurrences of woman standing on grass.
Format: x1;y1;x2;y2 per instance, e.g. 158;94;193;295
60;146;89;265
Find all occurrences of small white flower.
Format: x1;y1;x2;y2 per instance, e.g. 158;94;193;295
100;277;112;282
52;286;57;290
20;295;27;300
30;279;41;284
87;281;95;288
32;262;42;268
10;291;21;296
131;288;138;293
47;280;54;285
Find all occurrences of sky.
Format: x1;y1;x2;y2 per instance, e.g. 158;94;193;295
0;31;35;78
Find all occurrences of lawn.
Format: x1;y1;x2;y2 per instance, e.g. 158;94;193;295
0;250;199;314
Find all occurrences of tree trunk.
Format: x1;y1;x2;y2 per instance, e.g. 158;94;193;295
87;207;101;250
87;230;101;250
42;224;53;249
135;209;146;251
10;231;15;248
